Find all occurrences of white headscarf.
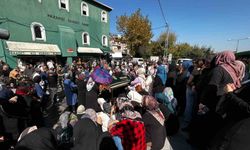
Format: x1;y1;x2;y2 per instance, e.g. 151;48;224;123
86;77;95;91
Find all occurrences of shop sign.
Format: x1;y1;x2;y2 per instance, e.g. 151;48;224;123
47;14;89;26
9;51;60;55
67;48;74;53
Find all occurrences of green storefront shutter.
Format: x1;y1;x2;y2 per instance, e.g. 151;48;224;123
58;25;77;57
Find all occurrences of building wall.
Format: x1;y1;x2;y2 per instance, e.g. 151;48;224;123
0;0;111;67
110;34;129;54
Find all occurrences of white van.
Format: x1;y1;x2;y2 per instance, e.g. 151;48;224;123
176;58;192;65
132;58;144;65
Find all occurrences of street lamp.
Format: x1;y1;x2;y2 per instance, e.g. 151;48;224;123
228;37;250;53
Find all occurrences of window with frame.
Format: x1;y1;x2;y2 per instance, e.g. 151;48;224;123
82;32;90;45
31;22;46;41
81;2;89;16
59;0;69;11
101;11;107;22
102;35;108;46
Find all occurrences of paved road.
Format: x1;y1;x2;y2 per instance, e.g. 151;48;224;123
168;119;198;150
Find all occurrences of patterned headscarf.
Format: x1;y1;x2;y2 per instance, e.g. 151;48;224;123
142;95;159;111
215;51;243;88
116;97;141;119
84;108;97;122
59;111;71;129
235;60;245;81
116;97;131;110
215;51;235;66
142;95;165;125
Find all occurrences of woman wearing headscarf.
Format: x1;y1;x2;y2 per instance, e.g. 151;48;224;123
75;72;87;106
14;128;58;150
152;61;165;94
153;61;175;114
145;66;155;95
71;118;100;150
128;67;146;91
200;51;242;112
108;97;146;150
80;108;103;134
142;95;167;150
85;77;101;112
209;61;250;150
174;60;193;115
190;51;244;148
64;73;78;112
53;111;78;149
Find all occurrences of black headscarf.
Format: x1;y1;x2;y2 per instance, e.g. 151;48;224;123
14;128;58;150
71;118;99;150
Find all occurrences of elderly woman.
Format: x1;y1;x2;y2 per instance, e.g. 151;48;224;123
128;67;146;91
72;117;102;150
142;95;167;150
72;108;105;150
108;97;146;150
14;128;58;150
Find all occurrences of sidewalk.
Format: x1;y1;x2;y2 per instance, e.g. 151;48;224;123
167;117;198;150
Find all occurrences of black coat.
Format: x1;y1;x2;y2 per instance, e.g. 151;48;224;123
210;117;250;150
210;82;250;149
14;128;58;150
76;79;87;106
142;111;166;150
85;84;101;112
201;66;234;111
72;118;100;150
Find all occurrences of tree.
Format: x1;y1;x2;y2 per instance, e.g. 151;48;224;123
117;9;153;56
157;31;177;50
149;41;164;56
149;30;215;59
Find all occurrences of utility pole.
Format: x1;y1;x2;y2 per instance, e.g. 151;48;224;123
228;37;250;53
165;23;169;57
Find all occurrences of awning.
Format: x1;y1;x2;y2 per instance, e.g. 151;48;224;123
77;47;103;54
6;41;61;55
111;52;123;58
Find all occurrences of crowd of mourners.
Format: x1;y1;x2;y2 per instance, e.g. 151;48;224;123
0;50;250;150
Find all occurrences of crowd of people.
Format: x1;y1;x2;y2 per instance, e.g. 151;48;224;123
0;50;250;150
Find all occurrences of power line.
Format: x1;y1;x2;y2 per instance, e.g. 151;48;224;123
157;0;170;56
152;25;167;30
157;0;168;26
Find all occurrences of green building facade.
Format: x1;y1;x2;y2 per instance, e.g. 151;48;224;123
0;0;112;68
